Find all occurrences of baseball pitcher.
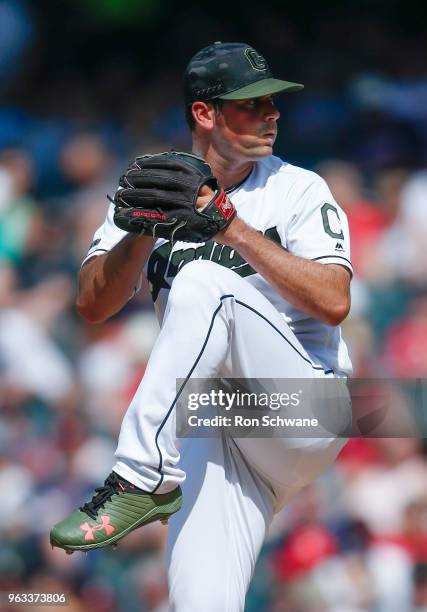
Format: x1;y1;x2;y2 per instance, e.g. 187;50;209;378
51;42;353;611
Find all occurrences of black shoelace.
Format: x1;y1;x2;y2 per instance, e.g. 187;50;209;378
80;472;125;520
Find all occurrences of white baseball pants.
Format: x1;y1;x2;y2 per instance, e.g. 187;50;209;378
113;260;348;611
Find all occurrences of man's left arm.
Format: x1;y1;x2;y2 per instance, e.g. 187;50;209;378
216;217;350;326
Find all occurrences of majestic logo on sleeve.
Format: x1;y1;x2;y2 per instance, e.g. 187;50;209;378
89;238;101;250
147;227;281;302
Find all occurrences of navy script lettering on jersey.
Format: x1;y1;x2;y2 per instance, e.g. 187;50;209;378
147;227;281;302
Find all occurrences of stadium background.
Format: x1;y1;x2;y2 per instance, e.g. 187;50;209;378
1;0;427;610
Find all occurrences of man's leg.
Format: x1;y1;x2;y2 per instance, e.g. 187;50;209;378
51;260;347;555
50;260;236;552
167;436;275;612
158;264;349;611
113;259;340;493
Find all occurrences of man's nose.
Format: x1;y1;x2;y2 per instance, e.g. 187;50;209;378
263;101;280;122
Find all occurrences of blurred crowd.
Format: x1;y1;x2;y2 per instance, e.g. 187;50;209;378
1;1;427;611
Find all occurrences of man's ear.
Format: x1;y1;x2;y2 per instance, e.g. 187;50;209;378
191;101;217;131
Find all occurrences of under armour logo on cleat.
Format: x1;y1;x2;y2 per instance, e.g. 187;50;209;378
80;515;115;541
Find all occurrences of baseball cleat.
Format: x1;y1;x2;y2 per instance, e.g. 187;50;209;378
50;471;182;553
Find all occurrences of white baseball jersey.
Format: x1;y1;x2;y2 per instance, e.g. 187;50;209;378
84;155;353;376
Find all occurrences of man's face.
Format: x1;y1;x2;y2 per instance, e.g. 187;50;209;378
210;95;280;162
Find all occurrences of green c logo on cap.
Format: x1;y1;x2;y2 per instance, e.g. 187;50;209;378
245;49;267;71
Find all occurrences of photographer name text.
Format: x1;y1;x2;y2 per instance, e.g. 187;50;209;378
187;415;318;428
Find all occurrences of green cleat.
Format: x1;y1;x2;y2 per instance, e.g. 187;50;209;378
50;472;182;552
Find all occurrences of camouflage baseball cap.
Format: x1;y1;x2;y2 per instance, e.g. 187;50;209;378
184;41;304;104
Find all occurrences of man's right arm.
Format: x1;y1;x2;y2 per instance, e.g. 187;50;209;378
77;234;155;324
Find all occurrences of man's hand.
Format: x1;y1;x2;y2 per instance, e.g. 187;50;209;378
113;152;236;243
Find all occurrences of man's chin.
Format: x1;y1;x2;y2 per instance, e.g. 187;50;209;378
246;145;274;160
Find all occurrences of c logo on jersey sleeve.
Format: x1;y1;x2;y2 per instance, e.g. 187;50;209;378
321;203;344;240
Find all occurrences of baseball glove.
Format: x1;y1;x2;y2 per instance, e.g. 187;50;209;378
112;151;236;243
